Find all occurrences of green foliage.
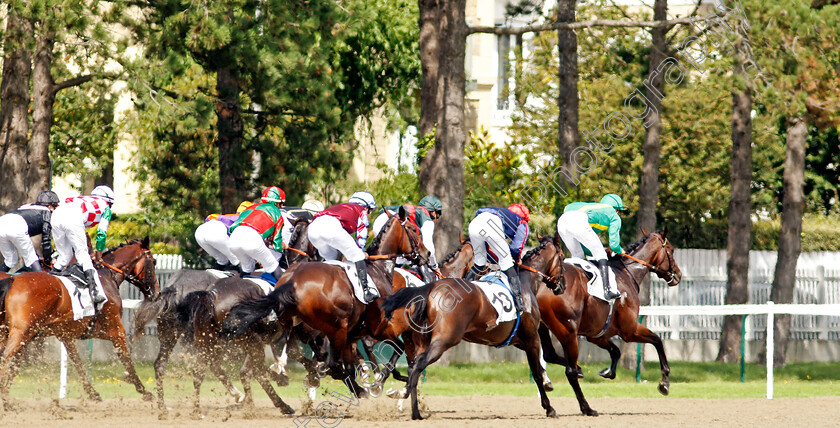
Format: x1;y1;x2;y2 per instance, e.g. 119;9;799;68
415;126;436;164
464;126;524;213
753;214;840;252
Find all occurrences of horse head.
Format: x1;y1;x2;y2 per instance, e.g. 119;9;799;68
101;236;160;300
286;219;319;264
624;231;682;287
521;233;566;294
370;207;430;265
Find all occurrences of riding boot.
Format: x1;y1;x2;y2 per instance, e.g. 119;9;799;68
211;261;226;271
356;260;377;303
465;264;485;281
0;264;10;273
598;259;620;300
503;266;525;313
85;269;106;304
272;264;284;282
27;261;43;272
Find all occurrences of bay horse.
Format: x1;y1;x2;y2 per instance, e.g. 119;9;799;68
0;238;159;407
380;234;565;420
133;219;323;412
221;207;429;397
538;231;681;416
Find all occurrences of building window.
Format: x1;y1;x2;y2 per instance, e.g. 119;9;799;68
497;34;511;111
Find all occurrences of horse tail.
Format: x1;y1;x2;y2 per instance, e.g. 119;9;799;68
176;290;215;344
131;287;177;342
221;281;296;339
0;278;13;319
382;282;434;326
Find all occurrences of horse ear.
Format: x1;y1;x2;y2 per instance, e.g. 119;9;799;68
553;232;562;247
398;205;407;222
141;236;150;249
661;228;668;239
641;227;649;236
459;232;466;243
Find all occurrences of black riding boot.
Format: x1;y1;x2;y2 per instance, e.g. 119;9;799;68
85;269;106;304
356;260;377;303
598;259;620;300
503;267;525;313
272;263;284;282
27;261;43;272
211;261;226;271
0;264;10;273
465;264;485;281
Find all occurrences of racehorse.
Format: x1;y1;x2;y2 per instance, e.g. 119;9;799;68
221;207;429;397
537;231;682;416
380;234;565;420
133;219;323;412
0;238;159;407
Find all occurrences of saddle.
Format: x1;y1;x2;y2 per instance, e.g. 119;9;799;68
51;264;89;289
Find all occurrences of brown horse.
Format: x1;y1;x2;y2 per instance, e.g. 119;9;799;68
221;207;428;397
380;235;565;420
538;231;681;416
0;238;159;406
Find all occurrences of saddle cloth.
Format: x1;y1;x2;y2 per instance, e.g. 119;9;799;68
323;260;379;304
394;267;426;288
206;268;234;279
243;276;277;321
471;273;517;325
56;273;107;321
564;257;618;302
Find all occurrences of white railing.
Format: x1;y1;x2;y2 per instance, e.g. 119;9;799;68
638;303;840;399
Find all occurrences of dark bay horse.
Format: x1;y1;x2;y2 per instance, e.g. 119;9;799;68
0;238;159;407
221;208;428;397
380;235;565;420
538;231;682;416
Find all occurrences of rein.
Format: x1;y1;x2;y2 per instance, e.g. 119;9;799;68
100;249;153;288
617;235;678;286
286;247;309;257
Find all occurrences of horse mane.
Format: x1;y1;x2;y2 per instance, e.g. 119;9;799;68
441;238;471;264
522;236;553;262
622;231;663;254
102;239;142;255
288;220;309;248
367;215;396;254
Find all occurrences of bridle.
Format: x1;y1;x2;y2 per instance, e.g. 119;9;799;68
519;242;565;293
619;234;679;286
377;210;426;266
101;248;158;296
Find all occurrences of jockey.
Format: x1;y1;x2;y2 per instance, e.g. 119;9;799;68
51;185;116;304
465;203;530;313
228;186;286;281
195;200;254;271
0;190;61;273
307;191;377;303
556;193;628;300
371;195;443;279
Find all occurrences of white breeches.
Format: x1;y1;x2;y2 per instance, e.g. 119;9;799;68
229;226;280;273
468;212;513;270
556;210;608;260
195;220;239;266
308;215;365;262
0;214;38;268
52;204;94;271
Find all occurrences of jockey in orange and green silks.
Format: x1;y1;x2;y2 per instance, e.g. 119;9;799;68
557;193;628;300
228;186;286;281
195;200;254;271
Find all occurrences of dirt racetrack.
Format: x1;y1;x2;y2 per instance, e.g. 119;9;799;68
0;395;837;427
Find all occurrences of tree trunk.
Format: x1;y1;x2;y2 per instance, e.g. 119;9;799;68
30;32;58;198
0;14;34;211
717;32;754;363
765;117;808;368
418;0;467;257
637;0;666;242
556;0;579;163
216;67;247;213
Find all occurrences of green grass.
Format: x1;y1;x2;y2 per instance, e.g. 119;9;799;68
9;360;839;400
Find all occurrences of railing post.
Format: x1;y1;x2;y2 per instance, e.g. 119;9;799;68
817;266;827;340
636;315;644;383
740;314;747;383
766;301;774;400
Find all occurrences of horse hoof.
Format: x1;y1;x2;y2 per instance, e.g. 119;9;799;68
576;368;584;379
546;408;558;418
658;382;670;396
157;410;169;420
90;393;103;402
235;392;247;403
543;381;554;392
142;392;154;402
584;408;599;417
368;384;383;398
272;371;290;387
316;363;329;378
280;404;295;415
598;368;615;379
